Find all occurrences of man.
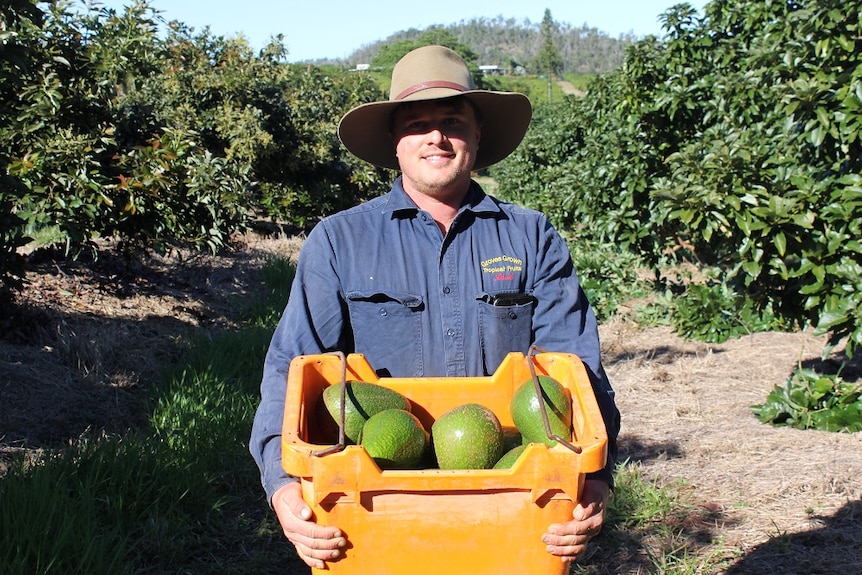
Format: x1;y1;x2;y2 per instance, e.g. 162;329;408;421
250;45;620;570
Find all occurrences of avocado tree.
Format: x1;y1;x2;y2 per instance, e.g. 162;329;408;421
0;0;391;299
494;0;862;359
1;0;246;256
652;0;862;356
0;0;42;300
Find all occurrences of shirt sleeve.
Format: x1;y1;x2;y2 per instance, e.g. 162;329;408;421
248;223;347;504
528;217;620;487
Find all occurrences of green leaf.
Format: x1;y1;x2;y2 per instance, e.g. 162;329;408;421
817;309;851;331
742;260;762;277
773;231;787;256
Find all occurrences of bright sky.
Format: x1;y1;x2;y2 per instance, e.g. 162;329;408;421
83;0;709;62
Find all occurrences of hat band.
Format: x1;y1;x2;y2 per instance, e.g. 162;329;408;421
394;81;468;101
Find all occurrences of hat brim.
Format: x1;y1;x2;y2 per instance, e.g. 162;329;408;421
338;90;532;171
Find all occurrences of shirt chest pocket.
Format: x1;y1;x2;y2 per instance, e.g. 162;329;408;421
345;290;425;376
476;293;535;374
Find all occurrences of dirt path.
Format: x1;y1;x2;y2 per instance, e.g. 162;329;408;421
558;80;585;97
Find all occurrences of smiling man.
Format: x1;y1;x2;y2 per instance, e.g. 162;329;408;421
389;98;480;233
250;45;620;570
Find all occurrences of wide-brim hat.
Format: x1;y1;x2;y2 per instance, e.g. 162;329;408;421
338;45;532;171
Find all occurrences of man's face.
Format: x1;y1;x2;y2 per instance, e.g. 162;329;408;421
390;98;481;200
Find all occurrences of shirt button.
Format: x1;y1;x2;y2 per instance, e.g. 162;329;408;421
446;328;455;337
379;309;388;316
443;286;451;294
508;311;518;319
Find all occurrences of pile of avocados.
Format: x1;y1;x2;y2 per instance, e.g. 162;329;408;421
316;374;574;471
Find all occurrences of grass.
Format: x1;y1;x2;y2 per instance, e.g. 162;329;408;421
488;72;594;107
0;256;727;574
24;224;66;248
0;257;299;575
574;462;730;574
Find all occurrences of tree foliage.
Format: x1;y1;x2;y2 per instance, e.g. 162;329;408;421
370;28;485;89
4;0;861;363
494;0;862;357
535;9;564;103
0;0;389;296
0;0;43;300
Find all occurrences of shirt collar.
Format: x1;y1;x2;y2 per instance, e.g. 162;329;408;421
383;177;502;216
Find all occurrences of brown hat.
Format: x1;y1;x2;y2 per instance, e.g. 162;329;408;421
337;45;532;170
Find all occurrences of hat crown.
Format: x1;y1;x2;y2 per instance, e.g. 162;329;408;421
389;46;476;102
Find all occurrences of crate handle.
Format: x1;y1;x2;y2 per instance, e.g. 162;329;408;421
312;351;349;457
528;344;582;454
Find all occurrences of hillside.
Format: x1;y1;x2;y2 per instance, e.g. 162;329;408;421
315;16;642;74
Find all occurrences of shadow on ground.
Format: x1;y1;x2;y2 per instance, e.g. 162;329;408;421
0;243;265;452
726;498;862;575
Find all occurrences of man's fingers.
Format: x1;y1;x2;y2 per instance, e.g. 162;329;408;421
291;531;346;570
298;524;344;547
543;522;602;561
545;539;588;560
280;483;311;520
294;546;327;570
270;482;347;569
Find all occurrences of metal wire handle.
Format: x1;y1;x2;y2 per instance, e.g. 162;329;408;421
527;344;581;454
312;350;348;457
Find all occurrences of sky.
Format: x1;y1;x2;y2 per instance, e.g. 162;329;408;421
83;0;709;63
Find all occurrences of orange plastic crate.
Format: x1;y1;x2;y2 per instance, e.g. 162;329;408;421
281;351;608;575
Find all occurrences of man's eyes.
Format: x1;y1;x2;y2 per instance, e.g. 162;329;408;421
404;117;462;131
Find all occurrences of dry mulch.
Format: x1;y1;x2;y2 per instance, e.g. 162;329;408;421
602;320;862;573
1;233;860;574
0;234;303;463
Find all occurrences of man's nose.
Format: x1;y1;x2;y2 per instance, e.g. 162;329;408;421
427;125;447;144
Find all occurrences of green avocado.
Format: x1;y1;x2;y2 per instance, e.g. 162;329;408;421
510;375;572;446
431;403;504;470
359;409;428;470
317;381;411;444
493;444;527;469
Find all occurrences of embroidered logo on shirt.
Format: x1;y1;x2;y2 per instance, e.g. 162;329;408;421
481;255;523;281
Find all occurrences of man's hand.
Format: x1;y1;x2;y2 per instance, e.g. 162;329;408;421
542;479;610;563
272;482;347;569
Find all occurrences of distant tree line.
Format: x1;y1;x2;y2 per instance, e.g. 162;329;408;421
341;15;640;75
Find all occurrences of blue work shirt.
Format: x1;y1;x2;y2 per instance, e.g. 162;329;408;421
250;178;620;502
